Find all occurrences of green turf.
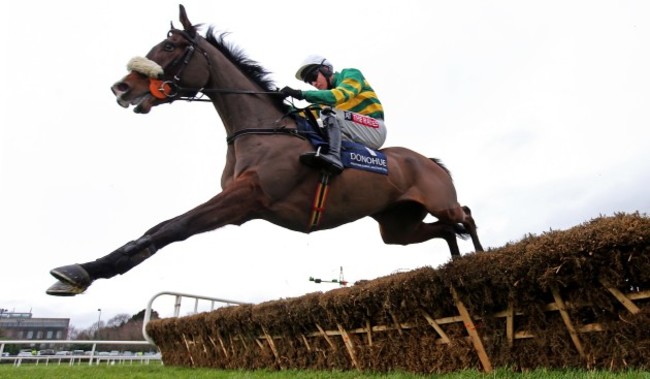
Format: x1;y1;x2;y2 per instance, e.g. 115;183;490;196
0;365;648;379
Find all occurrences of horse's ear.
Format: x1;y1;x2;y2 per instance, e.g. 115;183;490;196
178;4;194;35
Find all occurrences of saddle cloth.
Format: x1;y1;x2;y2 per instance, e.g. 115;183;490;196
295;116;388;175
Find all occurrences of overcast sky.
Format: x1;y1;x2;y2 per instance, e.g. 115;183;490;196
1;1;649;332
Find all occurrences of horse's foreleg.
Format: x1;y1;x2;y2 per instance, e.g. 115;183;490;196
47;174;267;296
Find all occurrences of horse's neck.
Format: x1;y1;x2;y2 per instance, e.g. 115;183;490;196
205;47;284;135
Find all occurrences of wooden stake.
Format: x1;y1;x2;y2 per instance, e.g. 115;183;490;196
315;324;336;350
200;336;208;355
301;334;312;352
506;299;514;347
262;327;283;369
254;337;266;352
551;285;585;359
181;333;196;366
337;323;361;371
389;311;404;336
450;286;493;373
216;333;229;358
237;333;249;352
366;320;373;346
207;336;219;358
229;336;236;357
599;278;641;314
420;309;450;344
628;289;650;301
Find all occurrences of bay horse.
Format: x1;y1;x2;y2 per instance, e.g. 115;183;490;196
46;4;484;296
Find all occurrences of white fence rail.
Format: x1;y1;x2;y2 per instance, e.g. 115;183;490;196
1;291;247;367
0;339;159;366
142;291;248;344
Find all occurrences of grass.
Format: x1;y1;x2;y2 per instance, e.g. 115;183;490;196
0;365;649;379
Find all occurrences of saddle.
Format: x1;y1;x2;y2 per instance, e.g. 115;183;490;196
293;114;388;175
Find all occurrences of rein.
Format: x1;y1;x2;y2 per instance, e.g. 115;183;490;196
135;29;316;144
182;87;282;96
149;81;283;102
146;29;283;101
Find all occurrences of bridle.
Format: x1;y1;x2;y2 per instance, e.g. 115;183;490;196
132;28;312;144
147;29;281;102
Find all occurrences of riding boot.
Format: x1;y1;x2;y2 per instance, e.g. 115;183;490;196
300;109;344;175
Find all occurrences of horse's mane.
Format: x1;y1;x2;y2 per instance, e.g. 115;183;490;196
203;26;290;112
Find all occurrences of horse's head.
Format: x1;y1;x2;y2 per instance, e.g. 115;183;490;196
111;4;210;114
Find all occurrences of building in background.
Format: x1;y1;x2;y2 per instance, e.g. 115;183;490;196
0;310;69;347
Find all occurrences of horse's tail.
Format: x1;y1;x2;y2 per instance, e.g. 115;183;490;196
453;223;471;240
455;205;480;242
430;158;467;239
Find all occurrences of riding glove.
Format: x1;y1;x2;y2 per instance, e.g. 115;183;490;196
280;86;304;100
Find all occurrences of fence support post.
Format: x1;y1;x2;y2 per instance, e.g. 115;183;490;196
599;278;641;314
551;285;585;359
451;286;493;373
337;324;361;372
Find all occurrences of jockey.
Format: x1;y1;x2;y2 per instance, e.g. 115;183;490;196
280;54;387;175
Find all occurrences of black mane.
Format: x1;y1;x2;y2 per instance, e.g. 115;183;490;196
204;26;290;112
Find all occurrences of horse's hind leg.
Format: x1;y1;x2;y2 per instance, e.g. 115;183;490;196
380;219;462;258
374;202;463;258
460;206;484;252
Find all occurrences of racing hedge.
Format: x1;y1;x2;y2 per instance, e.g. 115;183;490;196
146;212;650;373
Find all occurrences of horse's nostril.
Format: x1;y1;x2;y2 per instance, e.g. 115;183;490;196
115;82;129;92
111;82;130;96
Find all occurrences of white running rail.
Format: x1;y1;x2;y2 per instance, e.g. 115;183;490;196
0;339;157;366
142;291;248;345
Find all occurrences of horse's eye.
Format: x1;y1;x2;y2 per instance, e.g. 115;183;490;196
163;42;175;52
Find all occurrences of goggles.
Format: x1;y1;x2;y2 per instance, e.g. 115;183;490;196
302;66;320;84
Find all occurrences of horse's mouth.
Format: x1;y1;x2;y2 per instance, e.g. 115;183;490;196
116;93;156;114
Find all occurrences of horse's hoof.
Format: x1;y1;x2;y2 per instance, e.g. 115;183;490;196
46;280;88;296
50;264;91;287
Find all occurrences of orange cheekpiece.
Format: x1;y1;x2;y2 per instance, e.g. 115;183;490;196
149;79;172;99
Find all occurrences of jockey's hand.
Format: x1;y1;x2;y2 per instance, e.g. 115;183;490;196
280;86;303;100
